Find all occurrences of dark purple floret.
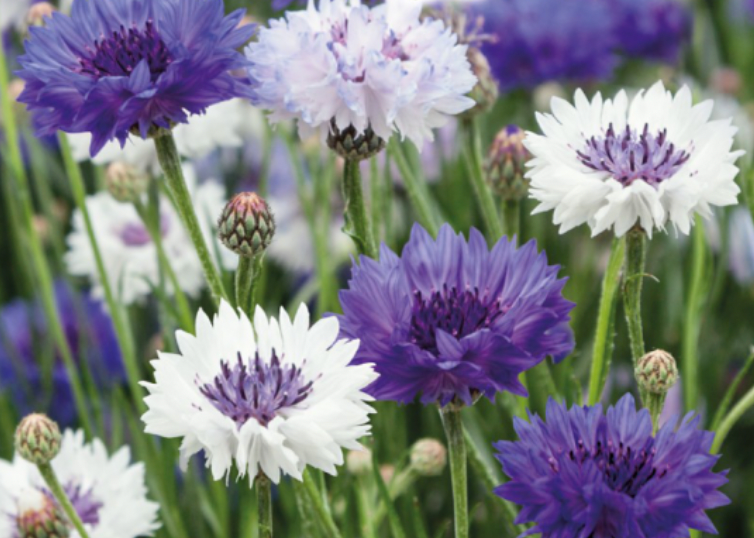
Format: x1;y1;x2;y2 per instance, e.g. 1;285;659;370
337;224;575;407
16;0;255;156
495;394;729;538
198;352;313;427
577;123;691;187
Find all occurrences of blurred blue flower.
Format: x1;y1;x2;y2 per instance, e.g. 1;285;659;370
478;0;618;91
337;224;575;406
17;0;254;156
0;281;124;426
495;394;729;537
729;208;754;285
610;0;691;63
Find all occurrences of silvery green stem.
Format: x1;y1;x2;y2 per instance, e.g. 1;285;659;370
38;463;93;538
236;255;264;316
257;474;273;538
441;404;469;538
343;158;378;258
623;229;647;403
463;119;503;242
154;133;228;305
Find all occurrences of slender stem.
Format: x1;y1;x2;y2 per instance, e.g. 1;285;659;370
388;139;441;236
153;133;228;305
711;350;754;432
0;40;93;436
462;119;503;242
712;383;754;454
502;199;520;241
623;229;647;402
302;469;343;538
38;463;93;538
682;217;707;412
59;134;144;414
235;256;255;314
257;474;273;538
587;237;627;405
440;404;469;538
645;392;666;434
342;158;378;258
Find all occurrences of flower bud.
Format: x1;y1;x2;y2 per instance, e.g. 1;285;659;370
16;489;70;538
327;121;385;161
463;47;499;117
485;125;530;200
346;448;373;476
218;192;275;258
410;438;447;476
26;3;56;28
15;414;61;466
106;162;149;203
635;350;679;394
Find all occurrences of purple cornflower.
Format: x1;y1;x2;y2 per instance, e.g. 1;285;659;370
16;0;254;156
495;394;729;537
610;0;692;64
477;0;617;91
337;224;575;406
0;281;124;426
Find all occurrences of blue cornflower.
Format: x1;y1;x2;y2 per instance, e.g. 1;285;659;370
495;394;730;538
0;281;124;426
611;0;692;64
16;0;254;156
337;224;575;406
478;0;617;91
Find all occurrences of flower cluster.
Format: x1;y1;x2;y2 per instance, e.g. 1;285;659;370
495;394;729;537
17;0;254;155
337;224;575;406
246;0;477;149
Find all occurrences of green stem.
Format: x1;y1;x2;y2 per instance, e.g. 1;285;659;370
343;158;378;258
302;469;343;538
441;405;469;538
711;351;754;432
38;463;93;538
711;383;754;454
0;40;93;436
257;474;273;538
388;139;441;236
587;237;627;405
645;392;666;434
502;199;520;240
462;120;503;242
623;229;647;401
153;133;228;305
59;134;143;414
235;255;265;316
682;217;707;412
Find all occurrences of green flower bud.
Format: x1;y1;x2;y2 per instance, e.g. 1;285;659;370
16;489;70;538
105;162;149;203
346;448;373;476
327;121;385;161
485;125;531;201
635;350;679;395
15;414;62;466
218;192;275;258
410;438;447;477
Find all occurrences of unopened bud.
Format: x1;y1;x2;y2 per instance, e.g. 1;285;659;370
379;464;395;485
635;350;679;394
410;438;447;476
106;162;149;203
485;125;530;200
26;3;56;27
218;192;275;258
327;121;385;161
15;414;61;466
463;47;499;117
16;489;70;538
346;448;372;476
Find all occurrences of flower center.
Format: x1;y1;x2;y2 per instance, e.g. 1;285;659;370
76;20;173;81
65;483;103;526
553;438;667;498
198;352;314;428
576;123;691;187
117;214;170;247
409;285;505;354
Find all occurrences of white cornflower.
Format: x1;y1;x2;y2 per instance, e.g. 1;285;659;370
0;430;159;538
65;167;234;304
67;99;265;174
526;81;744;238
246;0;477;149
141;302;378;484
